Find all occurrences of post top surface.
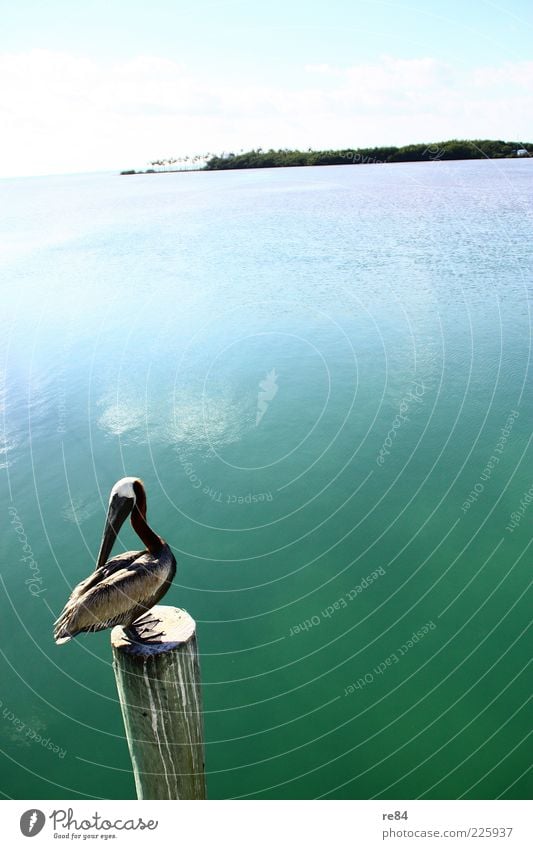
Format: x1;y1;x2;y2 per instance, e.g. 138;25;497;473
111;606;196;656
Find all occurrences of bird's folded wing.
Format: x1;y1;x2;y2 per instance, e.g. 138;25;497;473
58;557;164;633
66;550;143;603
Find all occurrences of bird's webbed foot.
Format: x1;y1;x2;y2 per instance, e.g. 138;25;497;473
133;614;161;630
126;617;165;643
122;626;142;645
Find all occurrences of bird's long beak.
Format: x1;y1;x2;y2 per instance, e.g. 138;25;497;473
96;494;134;569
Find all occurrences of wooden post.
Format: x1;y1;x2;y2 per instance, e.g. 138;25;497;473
111;605;206;800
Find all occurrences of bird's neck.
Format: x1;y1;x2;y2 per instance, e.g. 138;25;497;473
131;484;164;554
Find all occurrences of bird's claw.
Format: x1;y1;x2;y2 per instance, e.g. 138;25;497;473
133;615;161;629
123;623;166;644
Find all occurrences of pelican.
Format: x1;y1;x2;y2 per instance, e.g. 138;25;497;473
54;477;176;644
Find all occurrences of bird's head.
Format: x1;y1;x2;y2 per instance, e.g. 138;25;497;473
96;477;146;568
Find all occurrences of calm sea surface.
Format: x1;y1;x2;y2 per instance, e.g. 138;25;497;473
0;160;531;799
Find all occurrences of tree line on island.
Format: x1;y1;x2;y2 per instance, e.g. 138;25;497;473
121;140;532;174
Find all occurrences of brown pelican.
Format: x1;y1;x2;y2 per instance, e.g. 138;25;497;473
54;477;176;644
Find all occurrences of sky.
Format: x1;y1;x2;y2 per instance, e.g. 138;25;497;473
1;0;532;177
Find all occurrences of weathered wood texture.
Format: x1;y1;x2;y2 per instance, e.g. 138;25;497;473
112;606;206;799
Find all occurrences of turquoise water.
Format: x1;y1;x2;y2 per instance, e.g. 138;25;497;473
0;160;531;800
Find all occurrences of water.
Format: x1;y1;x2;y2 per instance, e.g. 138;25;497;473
0;160;531;800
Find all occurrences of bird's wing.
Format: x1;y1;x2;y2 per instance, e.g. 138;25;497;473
54;553;167;638
65;550;144;603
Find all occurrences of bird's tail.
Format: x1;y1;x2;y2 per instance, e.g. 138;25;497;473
53;608;74;645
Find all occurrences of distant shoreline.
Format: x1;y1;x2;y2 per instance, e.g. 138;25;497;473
121;139;532;175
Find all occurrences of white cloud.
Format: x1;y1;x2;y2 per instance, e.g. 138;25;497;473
1;50;532;176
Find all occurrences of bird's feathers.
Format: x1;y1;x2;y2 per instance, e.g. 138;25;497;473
53;548;175;643
64;550;141;603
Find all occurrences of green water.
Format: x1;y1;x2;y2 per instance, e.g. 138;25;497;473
0;161;531;799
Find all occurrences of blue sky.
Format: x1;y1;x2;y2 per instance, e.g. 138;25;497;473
1;0;532;176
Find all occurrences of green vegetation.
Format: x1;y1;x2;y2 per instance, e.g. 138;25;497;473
203;140;532;170
120;141;531;175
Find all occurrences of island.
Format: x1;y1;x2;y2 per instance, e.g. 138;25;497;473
121;140;532;174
